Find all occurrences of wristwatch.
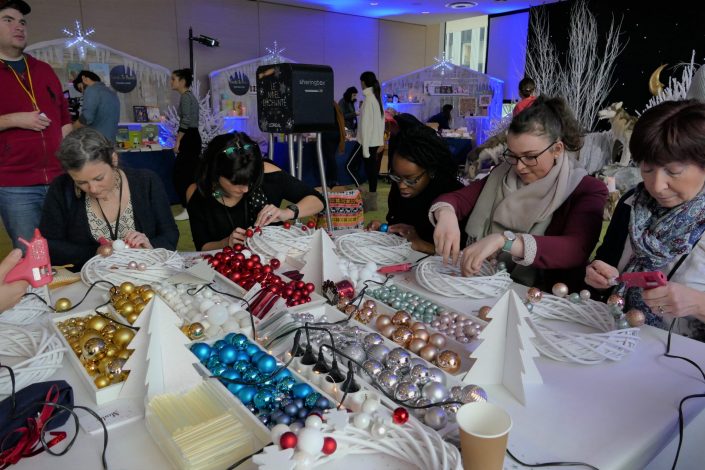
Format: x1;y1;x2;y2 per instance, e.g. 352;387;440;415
287;203;300;220
501;230;516;252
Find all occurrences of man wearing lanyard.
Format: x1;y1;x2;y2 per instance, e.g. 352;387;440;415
0;0;72;250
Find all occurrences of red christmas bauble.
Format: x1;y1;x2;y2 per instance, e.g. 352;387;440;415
262;265;273;274
211;259;220;268
305;282;315;293
234;253;245;261
223;246;233;253
284;287;294;297
270;258;281;269
246;228;254;238
229;272;242;282
301;226;308;232
255;226;262;234
306;220;316;229
233;243;244;252
280;432;298;449
322;436;337;455
245;260;255;270
250;254;260;263
295;281;305;290
283;222;291;229
392;407;409;425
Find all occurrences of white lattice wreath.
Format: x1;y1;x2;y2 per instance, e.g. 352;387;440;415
81;248;184;290
528;294;640;365
0;286;51;325
415;256;512;299
0;326;66;395
335;232;412;265
246;226;314;262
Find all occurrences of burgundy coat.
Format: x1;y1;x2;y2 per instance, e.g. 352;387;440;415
434;174;608;292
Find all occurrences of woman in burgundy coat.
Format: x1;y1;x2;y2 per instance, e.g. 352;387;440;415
430;96;608;292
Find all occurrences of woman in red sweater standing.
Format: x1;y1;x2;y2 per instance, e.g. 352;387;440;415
430;96;607;291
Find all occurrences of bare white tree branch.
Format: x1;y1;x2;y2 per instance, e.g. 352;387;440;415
163;79;224;150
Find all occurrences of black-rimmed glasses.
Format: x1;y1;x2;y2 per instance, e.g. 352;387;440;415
501;141;556;166
388;171;426;187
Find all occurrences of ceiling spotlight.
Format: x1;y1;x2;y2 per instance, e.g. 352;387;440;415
422;11;430;14
370;2;378;5
445;1;479;8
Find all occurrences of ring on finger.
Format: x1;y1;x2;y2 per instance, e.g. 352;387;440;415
657;305;665;315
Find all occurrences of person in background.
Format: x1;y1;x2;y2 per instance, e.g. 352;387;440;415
338;86;358;131
0;0;72;250
513;77;537;117
0;249;28;313
427;104;454;131
187;132;325;251
431;96;607;292
39;128;178;270
368;125;464;254
355;71;385;211
171;68;201;221
319;101;346;188
586;100;705;341
72;70;120;141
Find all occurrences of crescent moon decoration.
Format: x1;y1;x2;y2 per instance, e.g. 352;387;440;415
649;64;668;96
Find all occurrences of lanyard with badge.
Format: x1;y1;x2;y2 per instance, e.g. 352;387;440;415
1;55;41;112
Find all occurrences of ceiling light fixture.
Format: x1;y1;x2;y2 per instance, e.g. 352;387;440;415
370;2;379;5
421;11;430;14
445;1;479;8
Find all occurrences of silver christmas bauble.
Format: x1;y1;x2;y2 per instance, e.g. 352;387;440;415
370;419;387;438
342;342;366;364
412;398;431;418
409;364;431;385
422;381;449;402
443;402;461;421
424;407;448;430
427;367;446;385
579;289;591;301
409;358;426;369
362;359;384;379
385;348;411;371
449;385;463;401
461;384;488;403
376;370;399;393
363;333;384;349
394;381;420;402
367;344;390;363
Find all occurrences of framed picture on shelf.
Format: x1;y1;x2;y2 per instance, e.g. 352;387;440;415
479;94;492;106
133;106;148;123
146;106;161;122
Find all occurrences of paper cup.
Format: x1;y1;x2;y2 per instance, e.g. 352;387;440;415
456;402;512;470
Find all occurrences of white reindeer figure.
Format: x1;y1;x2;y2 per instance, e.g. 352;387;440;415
598;102;637;166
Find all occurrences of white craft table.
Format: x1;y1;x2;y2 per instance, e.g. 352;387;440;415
8;267;705;470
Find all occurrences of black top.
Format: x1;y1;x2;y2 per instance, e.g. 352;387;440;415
387;175;465;244
594;188;636;267
427;112;451;130
39;167;179;270
338;98;356;130
187;170;326;250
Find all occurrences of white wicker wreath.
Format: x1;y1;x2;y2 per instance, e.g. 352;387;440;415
0;326;66;395
246;226;314;262
528;294;640;365
335;232;412;265
81;248;184;290
0;286;52;325
415;256;512;299
254;408;462;470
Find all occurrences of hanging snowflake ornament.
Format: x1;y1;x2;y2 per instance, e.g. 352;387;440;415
264;41;286;64
432;51;454;76
62;20;96;60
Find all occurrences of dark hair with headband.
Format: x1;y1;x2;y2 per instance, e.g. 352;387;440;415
196;132;264;197
508;95;584;152
56;127;115;171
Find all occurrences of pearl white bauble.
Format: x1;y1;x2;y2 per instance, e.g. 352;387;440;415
305;415;323;429
353;412;371;429
296;427;324;455
270;423;290;443
112;240;126;251
207;304;228;326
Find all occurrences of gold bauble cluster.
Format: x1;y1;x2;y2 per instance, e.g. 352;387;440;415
109;282;155;325
56;314;135;389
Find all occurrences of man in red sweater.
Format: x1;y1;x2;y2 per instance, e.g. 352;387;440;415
0;0;72;249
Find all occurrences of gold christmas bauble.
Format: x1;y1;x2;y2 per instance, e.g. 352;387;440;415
86;315;109;332
82;337;106;361
104;343;120;357
436;350;461;374
391;326;413;346
84;360;99;375
134;301;146;314
126;312;139;324
626;309;646;327
188;322;205;340
391;310;411;326
94;375;111;389
102;323;118;336
120;302;136;316
54;298;72;312
109;286;120;296
527;287;543;303
117;350;131;360
113;328;135;348
140;289;155;302
119;282;136;295
478;306;492;321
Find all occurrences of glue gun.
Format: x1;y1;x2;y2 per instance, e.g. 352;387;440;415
4;229;53;288
617;271;667;290
377;263;414;274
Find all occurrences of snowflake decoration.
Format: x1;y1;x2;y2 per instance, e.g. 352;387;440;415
323;409;350;431
252;446;295;470
62;20;96;60
264;41;286;64
433;51;454;76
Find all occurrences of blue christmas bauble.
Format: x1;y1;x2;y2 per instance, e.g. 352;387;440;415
233;360;250;374
213;339;228;350
315;396;331;410
256;354;278;374
237;385;258;404
291;383;313;399
245;343;260;356
293;398;305;409
190;343;211;362
218;344;238;365
305;392;322;409
230;334;249;350
273;368;292;382
251;351;266;363
284;403;299;416
277;376;297;393
242;368;262;383
254;387;277;411
235;351;250;362
379;223;389;232
209;364;227;377
276;414;292;425
259;413;271;426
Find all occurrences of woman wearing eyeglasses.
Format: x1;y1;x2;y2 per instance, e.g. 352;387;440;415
430;96;608;291
187;132;325;251
368;125;464;253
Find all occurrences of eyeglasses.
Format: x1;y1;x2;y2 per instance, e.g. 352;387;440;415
502;141;556;167
389;171;426;187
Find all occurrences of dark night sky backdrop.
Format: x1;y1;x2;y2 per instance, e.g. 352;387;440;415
528;0;705;125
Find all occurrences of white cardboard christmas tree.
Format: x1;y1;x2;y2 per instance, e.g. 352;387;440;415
145;296;202;400
463;290;543;405
299;229;344;294
118;297;155;400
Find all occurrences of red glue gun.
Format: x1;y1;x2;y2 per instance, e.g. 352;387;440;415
378;263;414;274
4;229;53;288
618;271;667;290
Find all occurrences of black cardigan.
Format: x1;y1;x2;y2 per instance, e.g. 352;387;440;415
188;170;325;250
39;167;179;270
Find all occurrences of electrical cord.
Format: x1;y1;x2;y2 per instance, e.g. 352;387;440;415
21;280;116;313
